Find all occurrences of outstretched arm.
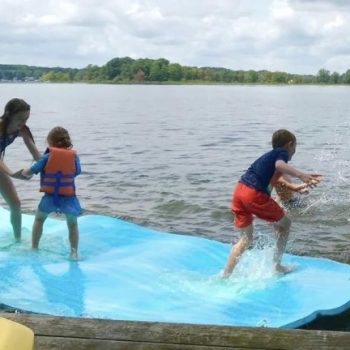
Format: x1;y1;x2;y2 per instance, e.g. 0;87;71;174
275;160;321;185
0;159;30;180
29;153;49;175
20;127;40;161
277;176;307;192
19;153;49;180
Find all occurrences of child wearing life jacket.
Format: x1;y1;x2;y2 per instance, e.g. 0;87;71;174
22;127;81;259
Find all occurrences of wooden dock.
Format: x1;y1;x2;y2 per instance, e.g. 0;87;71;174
2;313;350;349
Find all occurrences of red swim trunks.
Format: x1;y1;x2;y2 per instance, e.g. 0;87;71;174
231;182;284;228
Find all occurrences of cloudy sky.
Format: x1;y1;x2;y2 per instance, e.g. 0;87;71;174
1;0;349;74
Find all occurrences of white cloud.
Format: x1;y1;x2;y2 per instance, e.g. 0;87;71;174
271;0;295;20
0;0;349;73
323;15;344;31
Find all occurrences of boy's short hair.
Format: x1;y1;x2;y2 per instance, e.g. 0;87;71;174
272;129;296;149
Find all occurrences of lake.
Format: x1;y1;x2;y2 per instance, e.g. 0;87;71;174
0;83;349;265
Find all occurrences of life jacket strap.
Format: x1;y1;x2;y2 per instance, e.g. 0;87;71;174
40;171;76;201
43;173;75;179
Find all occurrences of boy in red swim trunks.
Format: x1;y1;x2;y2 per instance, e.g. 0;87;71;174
223;129;321;277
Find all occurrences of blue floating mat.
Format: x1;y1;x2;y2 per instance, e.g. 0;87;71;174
0;207;349;328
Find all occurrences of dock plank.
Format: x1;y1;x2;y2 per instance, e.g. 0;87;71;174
2;313;350;350
35;337;248;350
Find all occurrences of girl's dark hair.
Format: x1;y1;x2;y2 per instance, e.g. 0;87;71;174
272;129;296;149
0;98;34;158
47;126;72;148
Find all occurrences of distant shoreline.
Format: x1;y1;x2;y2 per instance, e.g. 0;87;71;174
0;57;348;85
0;80;348;86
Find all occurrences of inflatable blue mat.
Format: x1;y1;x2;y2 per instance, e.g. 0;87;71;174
0;207;349;328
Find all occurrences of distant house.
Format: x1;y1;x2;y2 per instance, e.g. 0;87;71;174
134;69;145;83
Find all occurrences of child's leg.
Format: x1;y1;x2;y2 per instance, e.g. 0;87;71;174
32;210;48;249
223;224;253;277
0;172;22;241
273;215;291;272
65;214;79;259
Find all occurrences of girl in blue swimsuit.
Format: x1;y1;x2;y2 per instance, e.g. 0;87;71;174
0;98;40;241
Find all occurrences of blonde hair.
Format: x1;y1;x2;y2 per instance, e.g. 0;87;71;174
47;126;72;148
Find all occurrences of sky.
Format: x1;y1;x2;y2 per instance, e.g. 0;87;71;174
1;0;349;74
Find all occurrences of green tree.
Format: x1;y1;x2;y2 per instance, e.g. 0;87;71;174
271;71;289;84
317;69;330;83
341;69;350;84
330;72;340;84
40;71;70;82
81;65;102;81
257;70;273;83
15;71;26;81
168;63;182;81
102;57;133;80
244;70;258;83
149;59;169;81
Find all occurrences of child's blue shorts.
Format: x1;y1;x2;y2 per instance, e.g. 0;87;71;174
38;194;82;216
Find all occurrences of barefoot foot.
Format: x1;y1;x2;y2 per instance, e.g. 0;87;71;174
70;248;79;261
275;263;294;274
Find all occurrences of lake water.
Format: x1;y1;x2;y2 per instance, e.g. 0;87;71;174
0;83;349;265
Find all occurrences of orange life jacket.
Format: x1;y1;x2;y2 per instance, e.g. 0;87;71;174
40;147;76;196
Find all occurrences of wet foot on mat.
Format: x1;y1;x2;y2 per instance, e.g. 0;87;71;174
70;249;79;261
275;264;295;274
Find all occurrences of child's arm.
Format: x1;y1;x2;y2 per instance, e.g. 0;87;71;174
75;155;81;176
275;160;321;185
277;177;308;192
27;153;49;176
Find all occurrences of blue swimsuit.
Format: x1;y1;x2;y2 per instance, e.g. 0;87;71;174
0;131;19;156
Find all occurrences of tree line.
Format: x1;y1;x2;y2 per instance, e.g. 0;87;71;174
1;58;350;84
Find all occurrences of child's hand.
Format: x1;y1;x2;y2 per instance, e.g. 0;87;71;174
307;179;318;189
298;187;309;195
307;175;322;188
299;174;322;187
21;169;33;179
294;183;309;194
